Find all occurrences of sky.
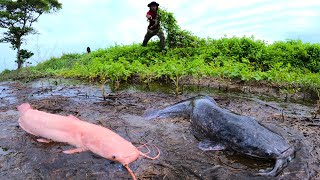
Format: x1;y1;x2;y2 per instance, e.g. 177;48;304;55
1;0;320;72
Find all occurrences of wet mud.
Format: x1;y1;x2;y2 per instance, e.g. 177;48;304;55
0;79;319;179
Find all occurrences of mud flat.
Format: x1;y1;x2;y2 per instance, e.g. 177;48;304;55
0;79;319;179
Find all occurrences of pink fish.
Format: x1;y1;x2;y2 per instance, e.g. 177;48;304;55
17;103;160;180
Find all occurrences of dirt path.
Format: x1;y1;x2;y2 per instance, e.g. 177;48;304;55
0;79;319;179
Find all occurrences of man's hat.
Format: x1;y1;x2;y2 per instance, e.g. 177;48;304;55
148;1;159;7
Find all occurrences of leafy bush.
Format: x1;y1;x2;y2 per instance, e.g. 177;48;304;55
159;8;201;48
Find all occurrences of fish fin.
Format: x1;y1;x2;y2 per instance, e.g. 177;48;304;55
19;120;38;136
36;138;51;143
198;140;225;151
63;147;88;154
68;115;81;121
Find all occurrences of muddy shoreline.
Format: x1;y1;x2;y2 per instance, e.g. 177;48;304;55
0;78;319;179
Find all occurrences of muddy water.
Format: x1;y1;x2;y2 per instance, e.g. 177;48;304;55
0;78;319;179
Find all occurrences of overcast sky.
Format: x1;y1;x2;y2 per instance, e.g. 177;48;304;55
1;0;320;72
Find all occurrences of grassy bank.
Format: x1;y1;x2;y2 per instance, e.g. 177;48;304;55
2;37;320;93
1;8;320;99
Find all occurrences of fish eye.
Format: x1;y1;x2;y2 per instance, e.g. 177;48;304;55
112;155;116;159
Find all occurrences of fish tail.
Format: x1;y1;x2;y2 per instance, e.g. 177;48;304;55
258;146;295;176
144;100;193;120
143;109;161;120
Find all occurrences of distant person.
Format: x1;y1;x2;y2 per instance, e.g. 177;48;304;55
87;47;91;53
142;1;165;50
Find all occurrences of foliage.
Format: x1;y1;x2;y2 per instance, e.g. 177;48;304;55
0;0;62;69
2;36;320;97
1;9;320;99
36;53;80;71
158;8;201;48
18;49;34;63
157;57;188;95
268;40;320;72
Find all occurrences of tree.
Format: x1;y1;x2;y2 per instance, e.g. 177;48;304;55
0;0;62;69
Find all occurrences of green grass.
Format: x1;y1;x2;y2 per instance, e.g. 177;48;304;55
1;37;320;97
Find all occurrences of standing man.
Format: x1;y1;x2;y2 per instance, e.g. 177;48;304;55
142;1;165;50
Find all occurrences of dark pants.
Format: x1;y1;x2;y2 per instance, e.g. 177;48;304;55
142;28;165;49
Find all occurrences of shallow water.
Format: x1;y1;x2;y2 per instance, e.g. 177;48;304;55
0;78;318;179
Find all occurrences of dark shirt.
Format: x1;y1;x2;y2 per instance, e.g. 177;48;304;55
147;10;159;30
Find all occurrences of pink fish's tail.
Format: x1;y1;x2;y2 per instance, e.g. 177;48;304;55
17;103;32;114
